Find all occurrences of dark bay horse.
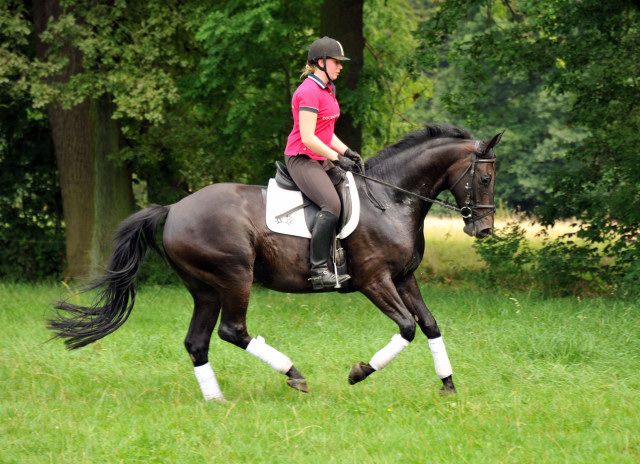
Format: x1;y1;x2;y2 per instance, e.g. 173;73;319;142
49;124;503;402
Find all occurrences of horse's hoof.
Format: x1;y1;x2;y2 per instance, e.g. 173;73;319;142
348;361;375;385
439;386;456;396
286;378;309;393
439;375;456;395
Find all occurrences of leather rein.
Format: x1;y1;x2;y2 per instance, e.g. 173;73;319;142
352;147;496;221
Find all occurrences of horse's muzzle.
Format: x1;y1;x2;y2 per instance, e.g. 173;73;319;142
463;222;494;238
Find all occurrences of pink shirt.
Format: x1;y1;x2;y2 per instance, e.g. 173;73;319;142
284;75;340;160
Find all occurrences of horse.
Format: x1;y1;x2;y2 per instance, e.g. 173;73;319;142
48;124;503;402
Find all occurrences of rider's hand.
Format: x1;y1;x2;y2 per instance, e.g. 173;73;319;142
344;148;362;163
335;154;356;172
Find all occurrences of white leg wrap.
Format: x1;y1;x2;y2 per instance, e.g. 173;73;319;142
194;362;226;402
369;334;410;371
246;336;294;374
428;336;453;379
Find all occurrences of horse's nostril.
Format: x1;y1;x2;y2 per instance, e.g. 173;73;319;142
480;228;493;237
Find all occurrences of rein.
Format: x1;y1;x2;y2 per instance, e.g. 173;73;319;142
352;150;496;220
352;171;466;215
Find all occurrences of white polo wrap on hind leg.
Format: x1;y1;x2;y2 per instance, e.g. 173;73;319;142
428;336;453;379
246;336;294;374
194;362;226;402
369;334;410;371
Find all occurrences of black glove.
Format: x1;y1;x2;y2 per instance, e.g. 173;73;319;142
335;154;356;172
344;148;362;163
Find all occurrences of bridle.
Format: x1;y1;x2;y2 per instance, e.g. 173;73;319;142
351;143;496;222
447;148;496;221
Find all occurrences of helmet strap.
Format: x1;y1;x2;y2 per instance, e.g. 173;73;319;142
317;55;333;85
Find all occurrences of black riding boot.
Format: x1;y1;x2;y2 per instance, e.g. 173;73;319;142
309;210;351;289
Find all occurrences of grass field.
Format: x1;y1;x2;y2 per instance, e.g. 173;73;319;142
2;278;639;463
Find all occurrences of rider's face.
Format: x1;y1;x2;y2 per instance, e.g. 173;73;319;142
321;58;343;81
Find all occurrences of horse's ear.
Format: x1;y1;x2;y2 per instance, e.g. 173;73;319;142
476;129;505;155
485;130;505;151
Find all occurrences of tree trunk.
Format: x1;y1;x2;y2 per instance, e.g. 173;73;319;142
33;0;133;280
321;0;364;152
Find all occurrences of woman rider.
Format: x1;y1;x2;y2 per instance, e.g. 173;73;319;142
284;36;361;289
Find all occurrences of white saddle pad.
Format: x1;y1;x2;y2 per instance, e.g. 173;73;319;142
265;171;360;239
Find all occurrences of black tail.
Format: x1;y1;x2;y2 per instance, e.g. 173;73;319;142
48;205;170;349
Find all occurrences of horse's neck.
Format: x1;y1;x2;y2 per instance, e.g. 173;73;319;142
377;144;461;199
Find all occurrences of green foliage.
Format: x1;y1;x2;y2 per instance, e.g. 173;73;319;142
0;2;64;280
169;0;320;187
620;241;640;296
0;93;64;281
473;222;619;296
420;0;640;293
532;237;612;295
0;1;41;91
120;103;228;205
21;0;197;126
472;222;532;287
416;2;589;212
359;0;433;154
1;0;205;206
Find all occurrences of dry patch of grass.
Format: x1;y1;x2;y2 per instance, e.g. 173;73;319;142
420;215;578;283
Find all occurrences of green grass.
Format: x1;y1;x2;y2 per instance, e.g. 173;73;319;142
1;283;639;463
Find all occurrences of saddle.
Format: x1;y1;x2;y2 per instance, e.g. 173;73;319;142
266;161;360;239
265;162;360;280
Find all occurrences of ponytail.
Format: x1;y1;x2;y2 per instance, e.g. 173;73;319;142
300;62;316;78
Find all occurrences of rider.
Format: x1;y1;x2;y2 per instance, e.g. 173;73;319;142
284;36;362;289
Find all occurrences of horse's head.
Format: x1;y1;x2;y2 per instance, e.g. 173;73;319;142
448;131;504;238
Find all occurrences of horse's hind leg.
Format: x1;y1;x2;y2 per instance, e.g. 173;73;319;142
184;290;226;401
397;275;455;395
216;286;309;394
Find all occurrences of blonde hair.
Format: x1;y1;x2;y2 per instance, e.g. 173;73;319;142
300;62;317;78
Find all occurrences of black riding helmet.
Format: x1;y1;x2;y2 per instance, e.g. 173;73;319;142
308;36;350;84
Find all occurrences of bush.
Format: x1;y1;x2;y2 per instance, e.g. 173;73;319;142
0;222;64;282
617;238;640;297
472;221;532;288
473;222;622;296
0;94;65;282
532;238;611;296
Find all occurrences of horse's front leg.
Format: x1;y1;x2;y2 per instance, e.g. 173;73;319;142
396;275;455;395
349;278;416;385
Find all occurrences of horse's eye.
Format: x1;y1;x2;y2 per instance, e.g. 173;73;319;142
481;175;492;185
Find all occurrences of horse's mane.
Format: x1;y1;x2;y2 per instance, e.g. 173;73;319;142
366;124;474;171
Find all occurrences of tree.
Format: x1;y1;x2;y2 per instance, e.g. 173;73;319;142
360;0;433;154
0;0;438;281
2;0;199;278
32;0;133;279
415;3;589;212
320;0;364;152
418;0;640;288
